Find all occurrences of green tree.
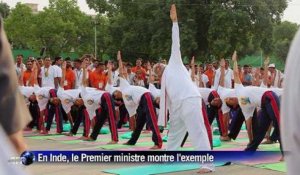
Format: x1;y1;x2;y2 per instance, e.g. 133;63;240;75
4;3;34;49
0;2;10;18
273;21;299;61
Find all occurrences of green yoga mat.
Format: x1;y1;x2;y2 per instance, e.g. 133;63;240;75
255;162;286;172
103;163;224;175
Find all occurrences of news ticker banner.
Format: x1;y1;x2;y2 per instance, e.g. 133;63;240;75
11;151;282;166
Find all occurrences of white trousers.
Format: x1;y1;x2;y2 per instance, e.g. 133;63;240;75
167;97;210;151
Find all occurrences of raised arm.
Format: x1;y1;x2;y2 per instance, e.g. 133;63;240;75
232;51;242;84
107;62;113;85
219;59;225;87
169;4;183;66
82;59;88;87
60;61;66;88
190;56;195;81
117;51;125;78
262;56;270;87
147;62;155;84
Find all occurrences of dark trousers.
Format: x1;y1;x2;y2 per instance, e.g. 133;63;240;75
45;103;63;133
90;93;118;141
127;92;162;147
245;91;282;152
70;105;91;137
117;103;129;129
27;100;41;130
202;100;213;148
207;105;225;136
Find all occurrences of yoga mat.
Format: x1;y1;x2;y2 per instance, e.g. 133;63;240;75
118;128;130;132
240;154;281;165
103;163;224;175
254;162;286;172
47;136;79;141
99;141;154;150
28;135;63;140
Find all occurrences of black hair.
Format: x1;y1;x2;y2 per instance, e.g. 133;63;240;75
65;57;71;61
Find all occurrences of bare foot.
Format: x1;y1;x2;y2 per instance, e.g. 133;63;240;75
197;168;213;174
150;145;161;150
65;133;74;136
220;136;231;141
279;156;284;161
107;141;118;144
261;139;274;144
40;130;49;135
78;136;88;140
82;137;95;141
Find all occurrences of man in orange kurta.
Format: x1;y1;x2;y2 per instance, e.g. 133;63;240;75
89;62;108;90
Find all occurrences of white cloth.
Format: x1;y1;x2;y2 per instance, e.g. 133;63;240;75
198;88;214;105
217;86;237;114
281;29;300;175
234;84;281;120
15;63;26;77
111;70;120;86
105;83;120;95
80;87;105;119
119;77;149;117
272;69;284;88
57;87;80;113
194;74;209;88
52;65;62;78
19;86;36;105
74;68;88;89
34;86;51;111
0;126;31;175
213;68;234;89
148;83;161;99
160;23;213;172
40;66;56;88
159;22;201;126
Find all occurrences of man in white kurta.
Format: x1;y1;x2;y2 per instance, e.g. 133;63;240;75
281;29;300;175
159;5;213;172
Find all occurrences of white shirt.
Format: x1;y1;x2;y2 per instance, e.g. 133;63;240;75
52;65;62;78
57;87;80;113
159;22;201;126
213;68;234;89
281;28;300;175
15;63;26;77
40;66;56;88
105;83;120;95
19;86;36;105
198;88;214;105
194;74;209;87
111;70;120;86
217;86;237;114
80;87;106;119
148;83;161;99
35;86;51;111
74;68;88;89
234;84;281;120
119;77;149;117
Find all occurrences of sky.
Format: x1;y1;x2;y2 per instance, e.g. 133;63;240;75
2;0;300;24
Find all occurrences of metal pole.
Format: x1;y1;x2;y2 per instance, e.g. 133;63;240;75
94;23;97;59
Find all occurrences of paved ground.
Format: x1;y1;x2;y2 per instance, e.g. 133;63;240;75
23;127;286;175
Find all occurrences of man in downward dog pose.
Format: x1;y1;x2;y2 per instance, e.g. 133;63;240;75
80;60;118;144
231;51;282;156
58;61;91;139
113;51;162;149
158;5;214;173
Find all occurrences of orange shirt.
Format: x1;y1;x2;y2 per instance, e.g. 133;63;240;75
204;69;214;87
131;66;146;80
89;70;108;90
63;68;76;90
23;70;35;86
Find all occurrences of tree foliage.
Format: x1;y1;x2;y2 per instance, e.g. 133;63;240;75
0;2;10;18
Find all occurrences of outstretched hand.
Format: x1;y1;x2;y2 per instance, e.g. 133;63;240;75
220;58;225;67
232;51;237;62
81;59;88;69
170;4;177;22
62;61;67;69
117;50;121;61
264;56;270;66
107;62;113;71
191;56;195;65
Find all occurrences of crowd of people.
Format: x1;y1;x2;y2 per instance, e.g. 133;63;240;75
11;4;287;174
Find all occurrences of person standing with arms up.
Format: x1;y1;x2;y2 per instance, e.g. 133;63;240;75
158;4;214;173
